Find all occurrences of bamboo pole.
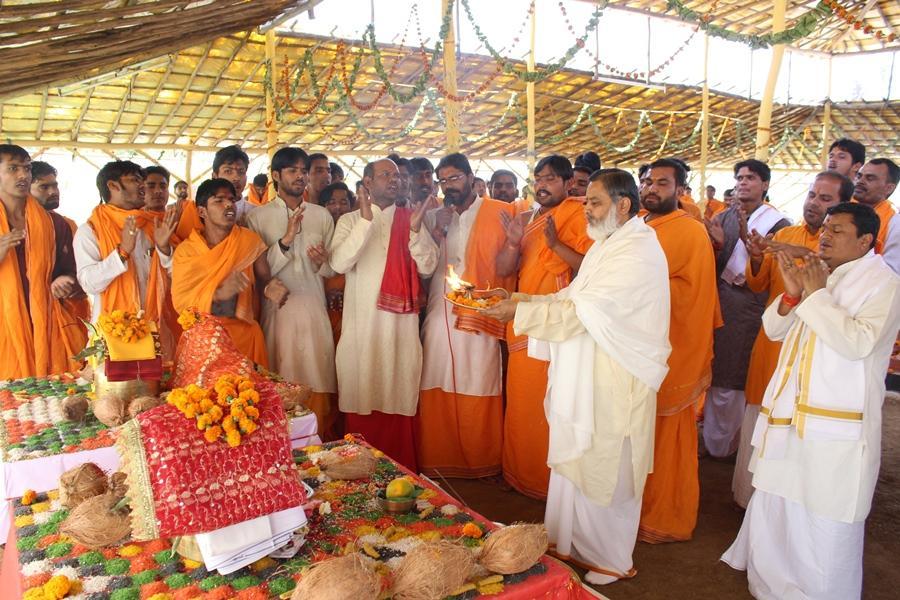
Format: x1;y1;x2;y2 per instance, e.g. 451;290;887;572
821;55;833;168
526;1;536;200
265;29;279;197
754;0;787;160
185;145;193;193
699;31;710;212
442;0;460;153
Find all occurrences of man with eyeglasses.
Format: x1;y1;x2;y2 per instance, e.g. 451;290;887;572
329;158;438;471
74;160;179;321
416;152;516;480
494;154;594;500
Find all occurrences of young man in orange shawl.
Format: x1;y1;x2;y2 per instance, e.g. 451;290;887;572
416;153;515;478
0;145;82;379
495;154;594;499
74;161;179;322
704;185;727;220
731;170;853;507
329;159;439;471
30;160;90;372
172;179;288;367
637;158;721;543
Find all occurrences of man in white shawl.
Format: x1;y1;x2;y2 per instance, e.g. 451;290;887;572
485;169;671;584
722;202;900;599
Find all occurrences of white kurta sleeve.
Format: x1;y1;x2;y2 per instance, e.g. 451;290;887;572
513;299;586;343
761;296;797;342
317;213;337;278
329;213;374;274
794;283;900;361
410;228;439;277
73;224;127;295
882;214;900;276
157;246;173;273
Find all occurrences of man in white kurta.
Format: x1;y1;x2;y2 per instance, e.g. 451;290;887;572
246;147;337;439
329;158;438;471
722;203;900;600
486;170;671;585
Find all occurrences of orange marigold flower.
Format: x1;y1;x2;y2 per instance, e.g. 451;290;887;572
21;489;37;505
462;522;483;538
226;429;241;447
204;426;222;443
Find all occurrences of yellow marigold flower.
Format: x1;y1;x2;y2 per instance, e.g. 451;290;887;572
43;574;72;599
199;398;214;412
244;405;260;418
221;418;236;432
226;429;242;447
238;380;254;392
204;426;222;443
111;309;124;321
21;489;37;505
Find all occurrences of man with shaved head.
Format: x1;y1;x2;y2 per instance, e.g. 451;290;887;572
329;158;439;470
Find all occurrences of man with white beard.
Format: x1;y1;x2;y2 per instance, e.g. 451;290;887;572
485;169;671;584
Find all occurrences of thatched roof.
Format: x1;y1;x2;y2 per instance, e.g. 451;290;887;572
1;1;898;169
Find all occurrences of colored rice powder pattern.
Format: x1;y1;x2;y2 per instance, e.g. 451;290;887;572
0;375;106;462
14;439;554;599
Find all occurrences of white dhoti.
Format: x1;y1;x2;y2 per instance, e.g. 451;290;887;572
546;438;640;585
722;490;864;600
703;386;745;457
732;403;760;508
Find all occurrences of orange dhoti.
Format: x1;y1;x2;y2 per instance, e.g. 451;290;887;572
417;389;503;478
638;404;700;543
503;349;551;499
306;391;339;442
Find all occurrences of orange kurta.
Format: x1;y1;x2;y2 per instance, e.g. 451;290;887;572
871;199;897;254
678;195;703;221
54;214;90;371
0;197;69;379
174;200;203;241
504;197;593;499
417;199;516;478
704;199;727;221
640;210;721;543
171;227;269;367
743;224;821;406
247;185;269;206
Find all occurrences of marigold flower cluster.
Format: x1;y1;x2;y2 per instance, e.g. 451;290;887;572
98;309;150;343
177;306;203;331
167;374;261;447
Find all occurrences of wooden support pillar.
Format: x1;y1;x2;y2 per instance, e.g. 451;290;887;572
265;29;279;197
185;146;193;198
526;1;536;200
821;55;833;168
754;0;787;160
442;0;461;153
699;31;710;212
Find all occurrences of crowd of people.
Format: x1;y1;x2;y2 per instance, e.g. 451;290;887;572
1;138;898;598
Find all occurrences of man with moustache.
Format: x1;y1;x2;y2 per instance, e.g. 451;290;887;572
329;158;438;470
704;159;791;458
172;178;288;366
409;157;436;208
74;160;178;321
416;153;515;479
853;158;898;255
304;153;332;206
826;138;865;180
732;171;853;507
174;180;189;202
247;147;338;439
637;158;720;544
0;146;84;379
485;169;670;584
388;154;413;207
495;155;593;499
488;169;518;203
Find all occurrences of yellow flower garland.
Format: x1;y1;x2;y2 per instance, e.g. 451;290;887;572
167;374;260;447
98;309;150;344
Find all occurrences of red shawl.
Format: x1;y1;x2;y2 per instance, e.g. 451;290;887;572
377;206;422;314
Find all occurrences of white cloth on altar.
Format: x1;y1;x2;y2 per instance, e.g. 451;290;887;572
546;438;640;585
420;198;501;397
329;204;438;416
246;197;336;392
73;223;172;321
749;251;900;523
722;490;864;600
703;386;745;457
721;203;787;286
732;403;759;509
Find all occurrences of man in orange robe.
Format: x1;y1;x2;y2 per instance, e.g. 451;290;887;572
74;161;179;322
704;185;727;220
417;153;516;478
732;170;854;507
172;178;288;367
30;160;90;372
495;155;593;499
0;145;76;379
247;173;270;206
638;159;721;543
853;158;898;253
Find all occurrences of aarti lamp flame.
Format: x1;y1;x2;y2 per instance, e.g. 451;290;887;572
445;265;474;292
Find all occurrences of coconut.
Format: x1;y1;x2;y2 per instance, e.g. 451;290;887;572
92;394;129;427
127;395;161;419
392;541;475;600
318;446;376;480
478;523;548;574
59;491;131;549
62;395;89;422
291;553;380;600
276;382;312;412
108;471;129;500
59;463;108;509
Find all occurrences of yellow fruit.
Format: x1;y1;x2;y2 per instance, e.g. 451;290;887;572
385;478;415;499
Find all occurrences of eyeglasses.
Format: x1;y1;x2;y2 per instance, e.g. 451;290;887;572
437;174;465;186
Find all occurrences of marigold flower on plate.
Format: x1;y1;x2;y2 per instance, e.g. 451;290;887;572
22;489;37;505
